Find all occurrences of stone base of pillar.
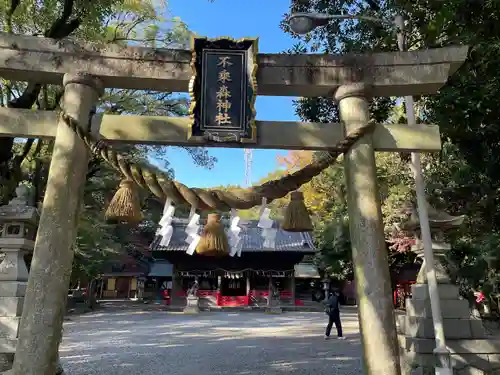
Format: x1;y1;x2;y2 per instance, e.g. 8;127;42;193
265;307;283;314
0;354;14;372
0;279;27;371
183;296;200;314
398;282;500;375
0;243;32;372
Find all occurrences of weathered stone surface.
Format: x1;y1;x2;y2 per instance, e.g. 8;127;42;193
0;318;20;338
0;250;29;282
0;108;442;152
411;284;460;301
397;316;485;340
0;238;35;251
337;83;400;375
402;337;500;354
183;296;200;314
406;298;470;319
0;283;26;298
0;32;468;97
0;188;38;373
265;307;283;314
182;306;200;314
0;298;23;317
400;336;500;375
11;73;102;375
0;354;14;372
0;339;16;354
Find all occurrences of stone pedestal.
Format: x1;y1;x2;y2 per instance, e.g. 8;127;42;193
183;296;200;314
265;306;283;314
398;241;500;375
0;186;38;372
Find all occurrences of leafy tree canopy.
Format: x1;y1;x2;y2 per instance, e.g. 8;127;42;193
1;0;217;280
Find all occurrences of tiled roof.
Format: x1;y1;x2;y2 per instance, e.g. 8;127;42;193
151;219;316;253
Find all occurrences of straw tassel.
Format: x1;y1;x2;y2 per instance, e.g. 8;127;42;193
281;191;313;232
196;213;230;256
105;179;143;224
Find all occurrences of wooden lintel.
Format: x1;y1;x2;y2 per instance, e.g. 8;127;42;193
0;108;441;152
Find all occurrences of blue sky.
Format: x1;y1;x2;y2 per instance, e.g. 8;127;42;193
165;0;299;188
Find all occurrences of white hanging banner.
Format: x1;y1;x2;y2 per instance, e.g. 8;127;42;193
229;237;241;257
186;212;200;236
163;198;173;214
259;197;267;216
159;198;174;225
159;223;173;237
185;206;200;255
159;206;175;227
185;232;199;245
159;226;174;247
230;216;241;237
186;234;201;255
153;197;175;248
188;206;196;220
228;209;242;257
262;228;277;249
159;215;173;228
258;207;273;229
236;240;243;257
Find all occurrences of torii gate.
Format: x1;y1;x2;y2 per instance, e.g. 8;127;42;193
0;31;467;375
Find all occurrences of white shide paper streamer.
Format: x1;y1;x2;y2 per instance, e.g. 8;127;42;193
262;227;277;249
257;197;276;250
158;198;175;247
185;207;201;255
228;209;242;257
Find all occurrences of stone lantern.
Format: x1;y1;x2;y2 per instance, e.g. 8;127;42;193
400;201;465;284
395;201;500;375
0;184;39;371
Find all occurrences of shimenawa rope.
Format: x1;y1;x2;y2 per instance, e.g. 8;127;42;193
60;112;376;211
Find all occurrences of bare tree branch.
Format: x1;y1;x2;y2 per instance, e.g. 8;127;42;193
12;138;35;169
43;0;78;38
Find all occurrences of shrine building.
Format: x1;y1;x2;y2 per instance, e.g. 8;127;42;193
149;218;318;308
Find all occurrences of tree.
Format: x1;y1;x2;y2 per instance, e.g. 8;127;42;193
0;0;216;203
279;0;500;299
4;1;218;284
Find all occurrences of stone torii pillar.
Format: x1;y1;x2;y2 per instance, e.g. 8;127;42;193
335;83;400;375
11;73;103;375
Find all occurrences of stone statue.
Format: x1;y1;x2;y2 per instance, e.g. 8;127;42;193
183;278;200;314
187;279;199;297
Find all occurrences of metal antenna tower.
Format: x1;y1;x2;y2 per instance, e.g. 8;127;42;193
243;149;253;187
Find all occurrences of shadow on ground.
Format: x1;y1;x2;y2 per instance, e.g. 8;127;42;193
60;311;362;375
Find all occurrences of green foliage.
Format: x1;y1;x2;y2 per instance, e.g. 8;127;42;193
0;0;218;280
278;0;500;296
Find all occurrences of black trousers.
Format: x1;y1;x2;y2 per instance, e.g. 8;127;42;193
325;310;343;337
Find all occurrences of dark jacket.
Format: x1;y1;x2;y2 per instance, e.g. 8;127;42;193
325;294;340;314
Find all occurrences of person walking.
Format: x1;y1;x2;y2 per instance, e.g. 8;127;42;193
324;291;345;340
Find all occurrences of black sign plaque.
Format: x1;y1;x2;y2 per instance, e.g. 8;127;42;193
188;36;258;143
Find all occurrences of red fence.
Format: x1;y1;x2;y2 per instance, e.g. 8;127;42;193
175;289;297;307
216;295;249;306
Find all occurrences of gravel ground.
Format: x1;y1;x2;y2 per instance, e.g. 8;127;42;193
60;310;363;375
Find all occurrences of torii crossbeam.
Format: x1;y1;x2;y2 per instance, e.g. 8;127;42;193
0;31;468;375
0;108;441;152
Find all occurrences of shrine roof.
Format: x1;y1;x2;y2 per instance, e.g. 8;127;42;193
151;219;316;253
